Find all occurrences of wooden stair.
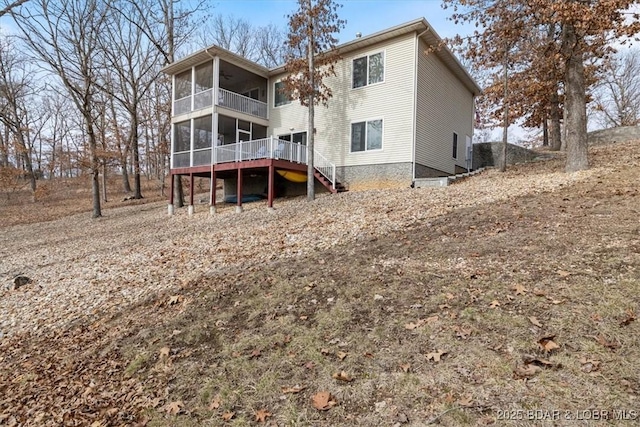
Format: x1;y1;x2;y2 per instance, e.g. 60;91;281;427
314;170;347;194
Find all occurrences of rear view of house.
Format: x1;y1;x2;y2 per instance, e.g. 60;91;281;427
162;18;481;214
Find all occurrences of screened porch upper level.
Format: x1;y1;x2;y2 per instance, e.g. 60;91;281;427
172;56;269;120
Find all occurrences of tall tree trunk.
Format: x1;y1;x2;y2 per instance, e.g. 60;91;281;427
549;92;562;151
86;117;102;218
500;43;508;172
563;23;588;172
306;0;315;201
131;111;143;199
102;160;108;202
542;113;549;147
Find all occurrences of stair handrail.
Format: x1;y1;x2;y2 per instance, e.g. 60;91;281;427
313;149;336;190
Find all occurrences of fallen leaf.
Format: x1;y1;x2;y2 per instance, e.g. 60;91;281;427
445;293;455;300
489;300;500;308
522;355;560;369
620;309;636;327
320;348;331;355
165;401;183;415
311;391;337;411
528;317;543;328
249;349;261;359
159;346;170;358
579;357;601;373
255;409;271;422
208;395;221;410
513;284;527;295
458;394;473;407
221;412;235;421
337;351;348;360
399;363;411;373
426;315;439;324
168;295;182;305
538;335;559;352
557;270;571;278
282;385;306;394
533;288;546;296
405;321;421;330
332;371;353;382
453;325;472;339
513;364;541;379
299;315;308;320
426;349;448;362
595;335;619;350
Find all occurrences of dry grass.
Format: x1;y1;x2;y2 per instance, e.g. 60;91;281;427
1;142;639;426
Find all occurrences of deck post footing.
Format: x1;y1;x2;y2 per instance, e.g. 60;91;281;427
210;206;217;215
168;204;174;216
235;206;243;214
188;205;194;216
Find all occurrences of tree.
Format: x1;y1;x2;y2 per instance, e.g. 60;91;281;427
97;0;163;199
0;36;37;197
593;49;640;127
11;0;108;216
444;0;640;172
283;0;345;201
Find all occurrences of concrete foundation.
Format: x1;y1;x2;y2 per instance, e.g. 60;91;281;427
235;205;243;213
188;205;194;216
168;204;174;216
209;205;217;215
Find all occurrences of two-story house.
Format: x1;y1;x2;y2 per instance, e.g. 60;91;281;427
162;18;481;214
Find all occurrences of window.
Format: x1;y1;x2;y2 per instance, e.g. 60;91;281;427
352;52;384;89
452;132;458;159
173;120;191;152
193;115;212;150
274;81;291;107
279;131;307;145
174;70;192;100
351;119;383;152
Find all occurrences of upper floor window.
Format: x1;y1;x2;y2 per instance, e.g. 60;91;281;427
352;52;384;89
274;81;292;107
351;119;383;152
175;70;191;100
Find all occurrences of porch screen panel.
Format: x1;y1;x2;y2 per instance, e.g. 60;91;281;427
195;62;213;92
173;120;191;152
175;70;191;99
193;115;213;150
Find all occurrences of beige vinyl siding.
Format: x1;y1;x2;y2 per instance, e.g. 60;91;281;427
268;32;416;168
415;38;474;174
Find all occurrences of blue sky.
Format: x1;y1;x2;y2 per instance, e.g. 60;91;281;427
210;0;465;42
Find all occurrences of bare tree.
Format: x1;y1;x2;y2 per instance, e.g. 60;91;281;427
284;0;345;201
12;0;108;217
593;49;640;128
0;36;37;197
97;0;163;199
0;0;28;17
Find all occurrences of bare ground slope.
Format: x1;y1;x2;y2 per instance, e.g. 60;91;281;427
1;141;639;426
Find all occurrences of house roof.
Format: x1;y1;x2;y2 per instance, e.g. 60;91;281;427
161;17;481;96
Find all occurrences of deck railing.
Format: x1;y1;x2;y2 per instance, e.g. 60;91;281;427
218;88;268;119
313;149;336;190
173;136;340;188
172;88;268;119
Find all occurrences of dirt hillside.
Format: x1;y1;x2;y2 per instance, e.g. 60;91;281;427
1;141;639;426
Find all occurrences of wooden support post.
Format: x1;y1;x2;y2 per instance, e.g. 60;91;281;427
168;173;175;216
210;166;216;215
267;163;274;209
188;173;195;216
236;168;243;213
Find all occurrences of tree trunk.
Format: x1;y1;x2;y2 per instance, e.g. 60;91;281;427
131;111;143;199
542;114;549;147
500;44;508;172
174;175;184;207
306;0;315;201
563;23;588;172
86;118;102;218
549;92;562;151
102;160;108;202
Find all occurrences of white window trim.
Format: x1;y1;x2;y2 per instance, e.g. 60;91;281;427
273;80;292;108
349;117;384;153
351;50;386;90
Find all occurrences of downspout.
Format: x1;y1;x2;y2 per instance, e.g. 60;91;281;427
412;28;429;185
